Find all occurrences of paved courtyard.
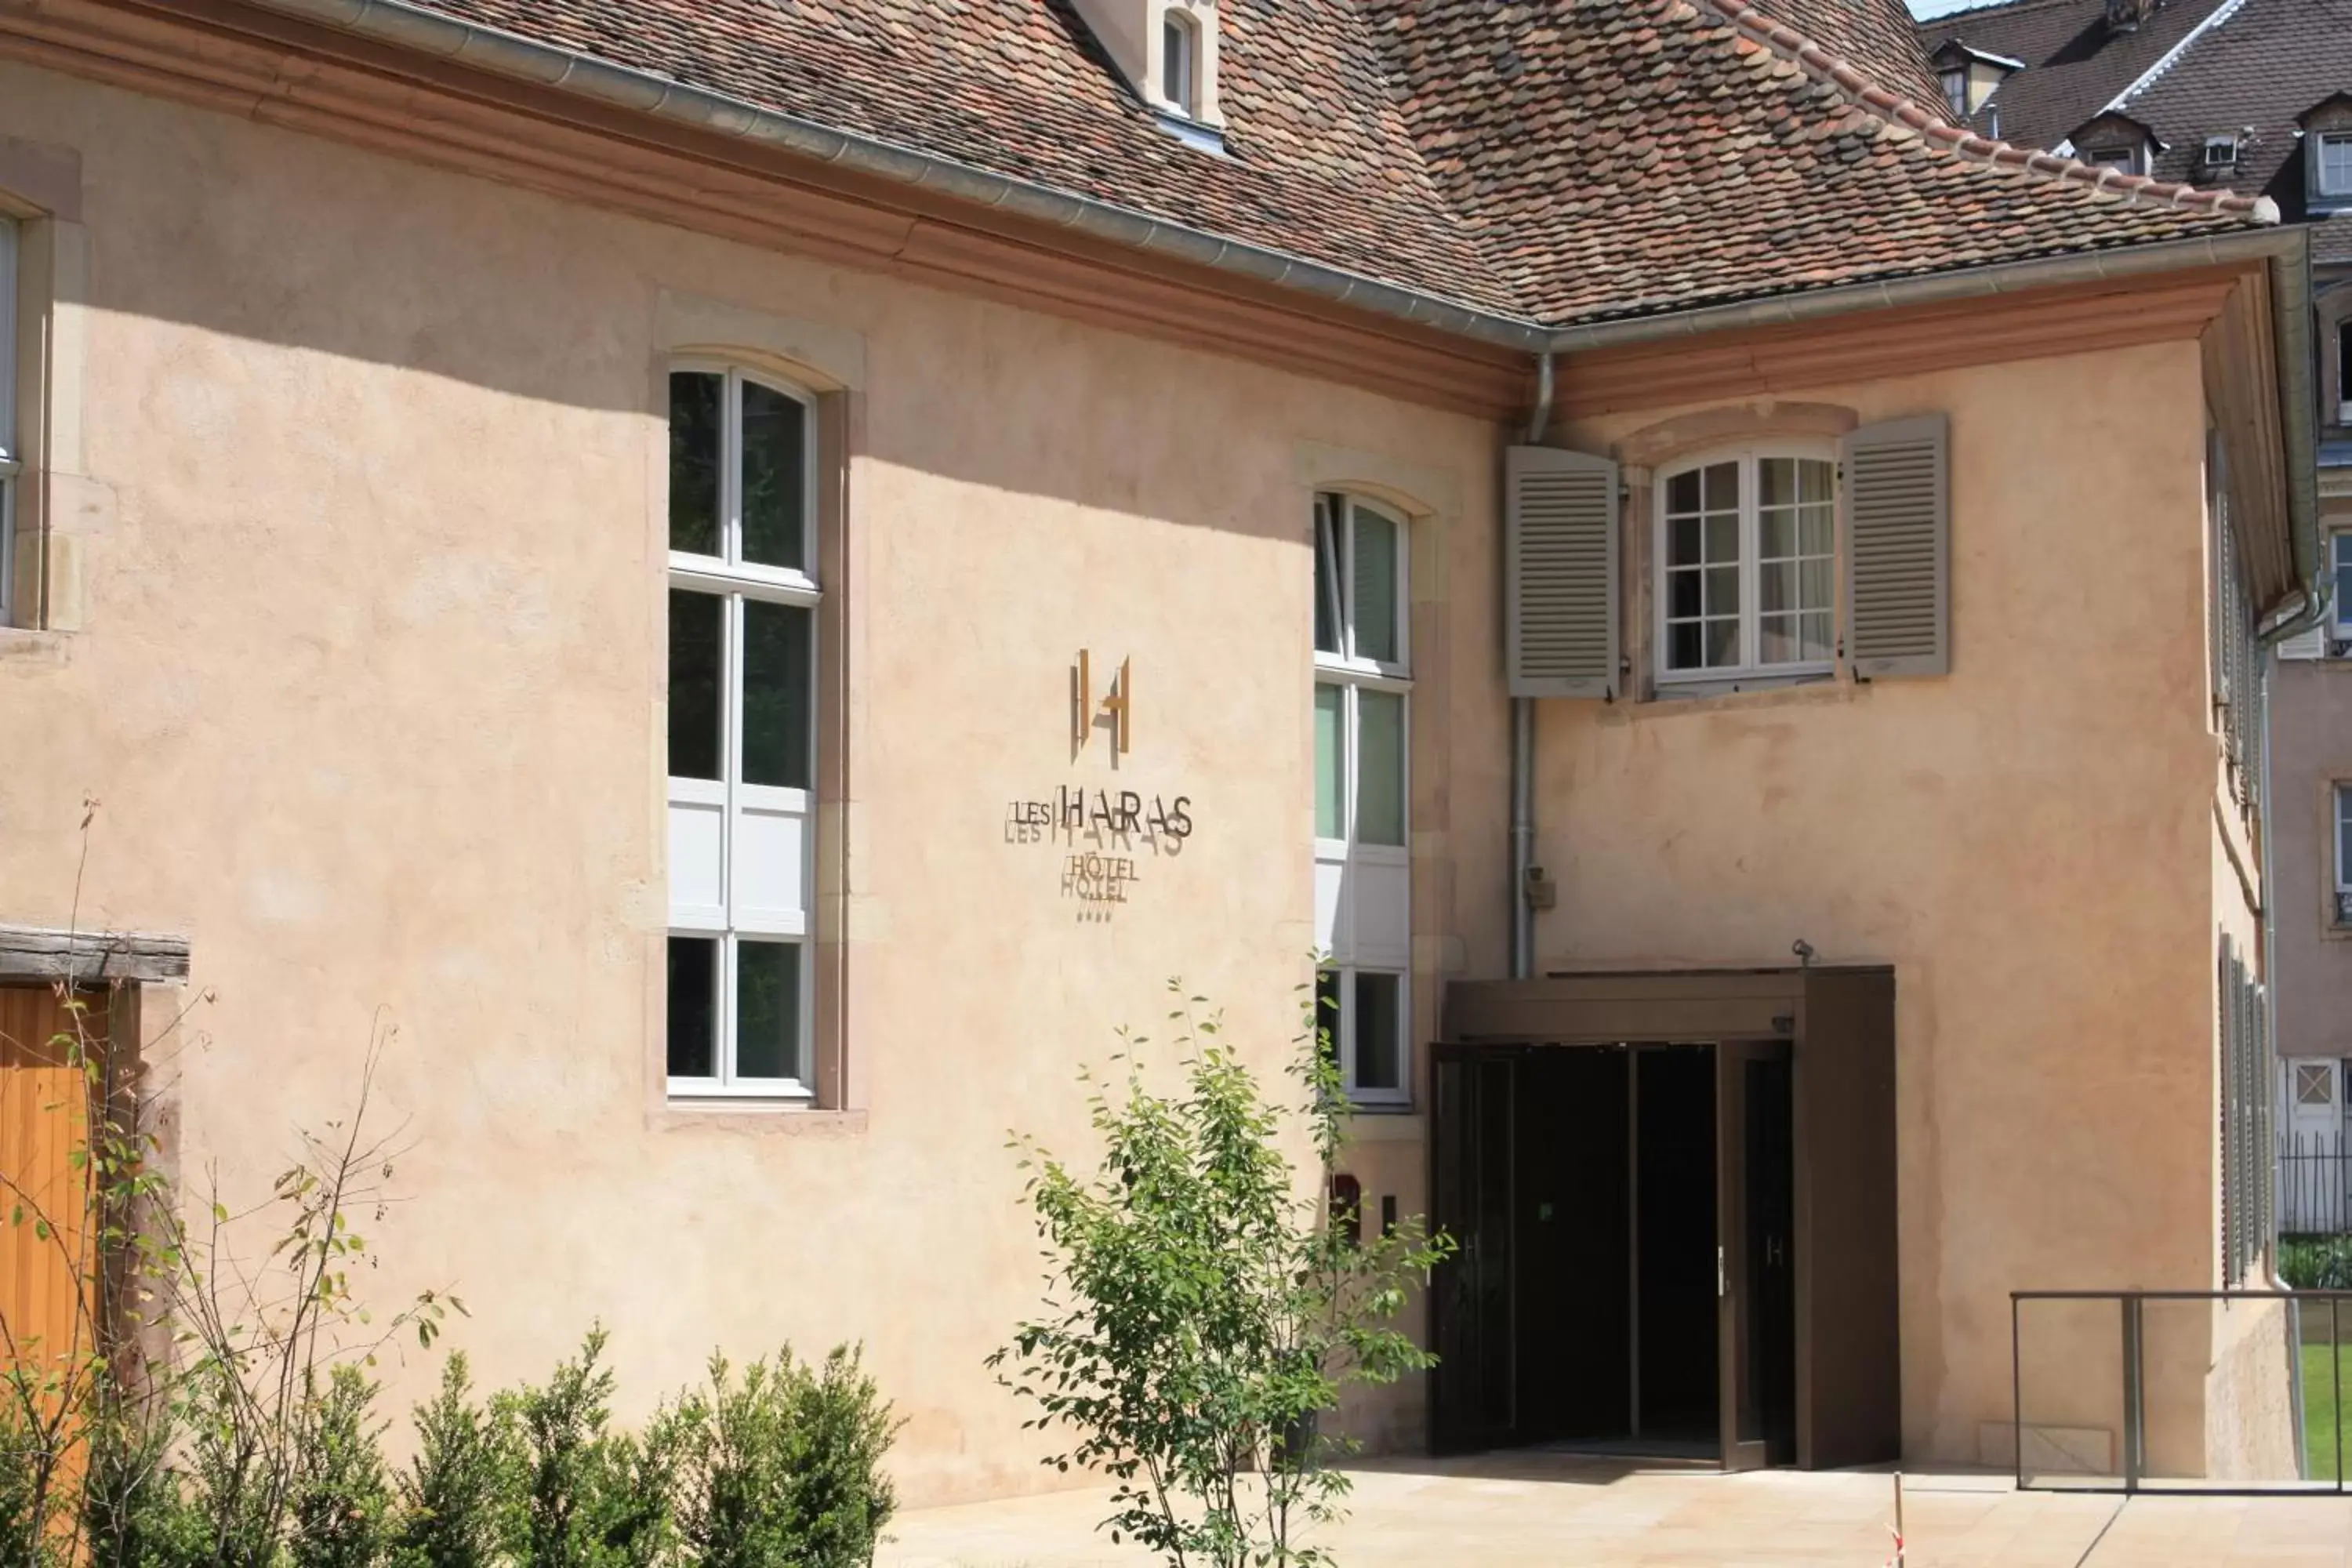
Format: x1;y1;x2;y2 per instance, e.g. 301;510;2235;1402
879;1454;2352;1566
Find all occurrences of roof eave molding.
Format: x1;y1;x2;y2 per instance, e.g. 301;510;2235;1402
199;0;1549;349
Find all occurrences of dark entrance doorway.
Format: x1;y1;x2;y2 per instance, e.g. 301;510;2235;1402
1431;968;1895;1471
1432;1040;1777;1460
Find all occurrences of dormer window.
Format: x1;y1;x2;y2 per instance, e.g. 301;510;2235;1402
2086;146;2143;175
1941;69;1967;120
2203;135;2240;171
2323;132;2352;198
1163;9;1200;118
1071;0;1224;146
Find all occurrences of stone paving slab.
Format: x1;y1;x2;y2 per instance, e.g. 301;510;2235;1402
877;1456;2352;1566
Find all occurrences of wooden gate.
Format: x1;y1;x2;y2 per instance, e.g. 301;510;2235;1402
0;984;100;1377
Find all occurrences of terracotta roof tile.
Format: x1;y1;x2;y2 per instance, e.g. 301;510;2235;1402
1365;0;2259;324
377;0;2270;330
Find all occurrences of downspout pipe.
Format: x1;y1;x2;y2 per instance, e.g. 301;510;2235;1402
1510;353;1556;982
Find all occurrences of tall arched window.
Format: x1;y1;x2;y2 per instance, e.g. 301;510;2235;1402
1162;8;1200;118
666;363;820;1098
1313;492;1410;1105
1654;445;1837;684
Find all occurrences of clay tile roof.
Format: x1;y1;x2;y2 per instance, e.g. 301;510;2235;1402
379;0;2270;332
1363;0;2263;325
1745;0;1948;106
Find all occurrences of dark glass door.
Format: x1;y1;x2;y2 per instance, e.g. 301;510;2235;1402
1429;1047;1517;1453
1718;1040;1795;1471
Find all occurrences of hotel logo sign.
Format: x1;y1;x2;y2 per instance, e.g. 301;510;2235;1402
1004;652;1194;916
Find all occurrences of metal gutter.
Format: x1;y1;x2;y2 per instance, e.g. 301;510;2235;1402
1548;224;2324;622
2256;224;2323;638
224;0;1555;353
1541;224;2293;353
1508;354;1557;982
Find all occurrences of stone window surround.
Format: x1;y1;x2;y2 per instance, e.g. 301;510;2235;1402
0;135;85;645
647;291;871;1135
1606;401;1860;707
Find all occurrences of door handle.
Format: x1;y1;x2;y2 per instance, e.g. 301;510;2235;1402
1718;1244;1727;1299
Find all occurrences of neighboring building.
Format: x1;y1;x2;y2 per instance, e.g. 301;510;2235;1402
2276;199;2352;1200
0;0;2320;1499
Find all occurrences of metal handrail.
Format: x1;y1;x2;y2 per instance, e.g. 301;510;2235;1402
2011;1289;2352;1496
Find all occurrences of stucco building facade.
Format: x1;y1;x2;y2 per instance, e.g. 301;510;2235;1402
0;0;2324;1503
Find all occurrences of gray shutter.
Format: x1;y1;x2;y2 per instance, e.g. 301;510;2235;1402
2278;620;2327;661
1506;445;1618;699
1842;415;1950;679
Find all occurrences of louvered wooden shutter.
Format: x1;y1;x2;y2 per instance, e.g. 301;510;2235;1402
1842;416;1950;679
1506;445;1618;699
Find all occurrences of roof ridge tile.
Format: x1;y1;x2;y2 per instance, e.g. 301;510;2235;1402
1704;0;2271;219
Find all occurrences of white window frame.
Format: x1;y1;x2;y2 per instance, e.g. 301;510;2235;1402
1653;444;1838;688
0;216;17;625
2335;782;2352;928
2331;533;2352;649
666;361;820;1101
2086;145;2143;175
2321;132;2352;198
1314;492;1411;1106
1940;68;1968;120
1162;8;1200;118
2337;319;2352;426
2202;135;2239;169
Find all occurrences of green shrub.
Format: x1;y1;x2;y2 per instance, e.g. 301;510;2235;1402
672;1348;898;1568
784;1348;898;1568
504;1328;680;1568
0;1382;59;1568
2281;1235;2352;1290
388;1354;515;1568
80;1394;206;1568
289;1367;391;1568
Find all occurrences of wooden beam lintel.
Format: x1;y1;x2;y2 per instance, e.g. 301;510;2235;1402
0;924;191;984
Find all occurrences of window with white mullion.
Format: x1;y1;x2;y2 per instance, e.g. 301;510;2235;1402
2321;133;2352;198
1657;448;1836;682
666;364;818;1099
2334;783;2352;927
2330;534;2352;644
1315;492;1409;680
1312;491;1411;1105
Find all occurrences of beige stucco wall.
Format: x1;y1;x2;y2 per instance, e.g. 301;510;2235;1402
0;60;1506;1505
1523;343;2238;1469
0;48;2270;1497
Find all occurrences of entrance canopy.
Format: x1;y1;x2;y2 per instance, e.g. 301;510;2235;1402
1433;966;1899;1471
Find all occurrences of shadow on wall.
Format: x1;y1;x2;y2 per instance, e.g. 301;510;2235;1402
25;58;1474;553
